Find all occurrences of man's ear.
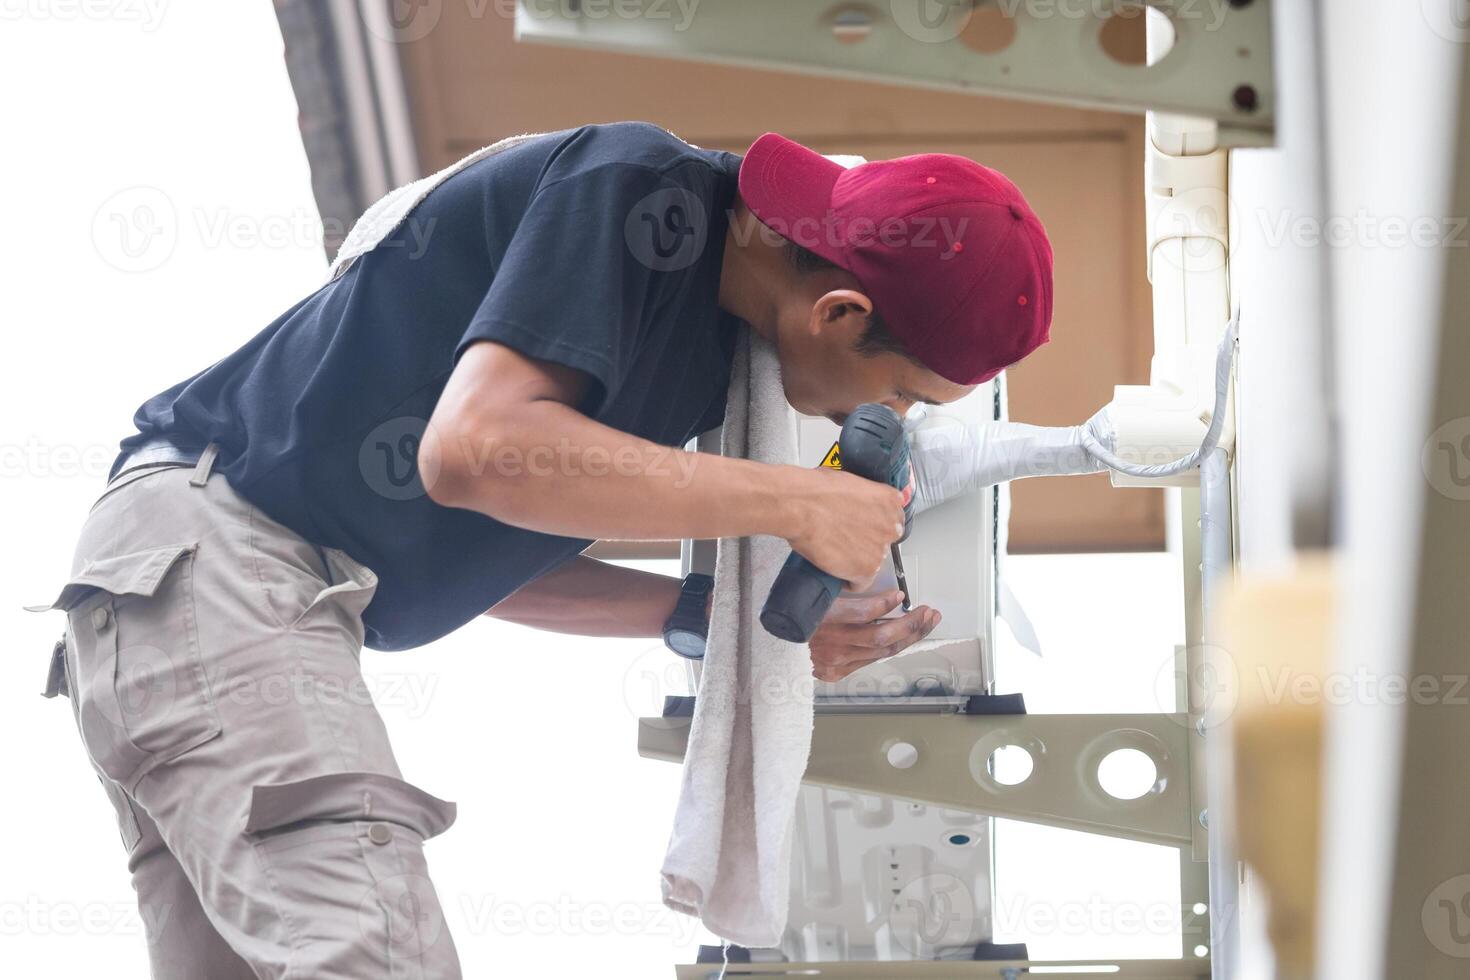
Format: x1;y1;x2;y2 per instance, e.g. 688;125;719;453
810;289;875;338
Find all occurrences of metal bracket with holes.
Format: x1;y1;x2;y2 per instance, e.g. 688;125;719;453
515;0;1275;146
643;707;1214;966
640;710;1198;846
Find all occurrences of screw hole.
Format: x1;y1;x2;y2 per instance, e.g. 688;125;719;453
830;5;874;44
986;745;1034;786
1098;748;1159;800
1233;84;1260;112
959;4;1017;55
886;741;919;770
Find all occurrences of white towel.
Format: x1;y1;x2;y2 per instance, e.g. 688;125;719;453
659;329;815;949
327;132;544;281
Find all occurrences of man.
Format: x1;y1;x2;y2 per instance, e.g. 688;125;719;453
36;122;1053;977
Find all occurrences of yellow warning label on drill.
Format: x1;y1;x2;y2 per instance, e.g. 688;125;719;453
819;441;842;470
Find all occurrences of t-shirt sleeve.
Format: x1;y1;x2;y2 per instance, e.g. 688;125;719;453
457;163;691;412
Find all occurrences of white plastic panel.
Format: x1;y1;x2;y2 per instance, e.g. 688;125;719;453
781;384;1003;960
794;383;1000;698
780;786;994;961
683;385;1004;960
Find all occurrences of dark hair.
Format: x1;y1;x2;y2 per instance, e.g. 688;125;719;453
783;241;921;363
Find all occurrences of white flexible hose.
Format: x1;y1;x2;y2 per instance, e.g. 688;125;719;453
1079;311;1240;479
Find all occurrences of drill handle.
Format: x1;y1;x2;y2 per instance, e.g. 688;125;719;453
758;402;912;643
759;551;845;643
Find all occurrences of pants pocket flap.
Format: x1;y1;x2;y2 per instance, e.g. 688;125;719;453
27;543;198;612
246;772;456;841
292;547;380;629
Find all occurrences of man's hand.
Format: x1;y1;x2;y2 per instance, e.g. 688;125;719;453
785;469;906;592
809;589;941;682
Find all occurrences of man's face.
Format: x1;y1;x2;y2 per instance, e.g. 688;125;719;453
773;291;975;423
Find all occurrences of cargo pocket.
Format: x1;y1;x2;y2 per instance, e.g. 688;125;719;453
37;628;145;852
246;772;458;974
245;771;455;840
291;547;378;632
28;543;223;792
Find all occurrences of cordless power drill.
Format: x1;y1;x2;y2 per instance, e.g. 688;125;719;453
759;403;914;643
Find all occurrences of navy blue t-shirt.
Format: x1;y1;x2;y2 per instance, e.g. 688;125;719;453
117;123;743;650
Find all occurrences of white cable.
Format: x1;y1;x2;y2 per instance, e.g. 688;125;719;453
1078;311;1240;479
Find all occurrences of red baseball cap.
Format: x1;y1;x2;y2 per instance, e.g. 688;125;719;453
738;133;1053;385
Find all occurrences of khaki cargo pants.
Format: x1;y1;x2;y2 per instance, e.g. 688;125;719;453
31;452;462;978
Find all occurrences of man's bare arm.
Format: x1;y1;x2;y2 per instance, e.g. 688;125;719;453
486;556;682;637
424;341;903;589
487;557;942;680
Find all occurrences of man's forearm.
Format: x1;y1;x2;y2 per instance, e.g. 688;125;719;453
428;396;810;543
427;340;905;591
486;556;682;637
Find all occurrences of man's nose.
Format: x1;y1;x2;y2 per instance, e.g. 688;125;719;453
882;395;915;418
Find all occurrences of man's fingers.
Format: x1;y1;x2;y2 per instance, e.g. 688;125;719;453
861;606;937;649
825;606;938;652
809;606;943;680
824;590;905;625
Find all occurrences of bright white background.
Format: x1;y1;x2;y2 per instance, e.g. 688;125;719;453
1;5;1184;976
